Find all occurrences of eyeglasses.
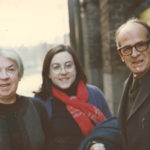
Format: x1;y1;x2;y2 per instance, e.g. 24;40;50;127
118;39;150;56
50;61;75;74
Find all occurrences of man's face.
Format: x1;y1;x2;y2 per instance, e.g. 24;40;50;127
117;23;150;78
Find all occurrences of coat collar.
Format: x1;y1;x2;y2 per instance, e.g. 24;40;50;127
118;71;150;121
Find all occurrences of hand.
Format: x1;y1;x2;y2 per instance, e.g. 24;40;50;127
89;143;105;150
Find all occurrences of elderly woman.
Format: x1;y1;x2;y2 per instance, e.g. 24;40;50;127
34;44;112;150
0;49;50;150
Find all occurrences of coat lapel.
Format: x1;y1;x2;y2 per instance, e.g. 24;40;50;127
118;74;132;142
128;72;150;119
118;74;132;122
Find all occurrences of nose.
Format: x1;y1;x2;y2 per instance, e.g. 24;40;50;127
0;70;9;79
131;47;140;57
60;67;67;74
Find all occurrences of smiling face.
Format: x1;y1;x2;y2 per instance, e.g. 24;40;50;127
48;51;77;89
117;23;150;78
0;56;20;102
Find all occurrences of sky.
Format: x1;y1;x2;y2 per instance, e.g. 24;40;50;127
0;0;69;47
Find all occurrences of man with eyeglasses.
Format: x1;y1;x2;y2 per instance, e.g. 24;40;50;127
115;18;150;150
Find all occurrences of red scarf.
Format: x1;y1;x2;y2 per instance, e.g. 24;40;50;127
52;81;106;136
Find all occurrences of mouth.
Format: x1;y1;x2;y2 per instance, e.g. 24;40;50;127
132;59;144;66
0;83;10;88
59;78;69;82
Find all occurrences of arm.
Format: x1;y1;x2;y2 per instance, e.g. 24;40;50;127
77;117;123;150
87;85;112;118
32;100;51;150
34;95;53;119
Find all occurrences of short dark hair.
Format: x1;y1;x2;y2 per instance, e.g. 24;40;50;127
34;44;87;99
115;17;150;48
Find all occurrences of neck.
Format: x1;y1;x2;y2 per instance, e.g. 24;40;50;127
0;95;16;104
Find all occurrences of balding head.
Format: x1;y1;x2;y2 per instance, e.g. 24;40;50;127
115;18;150;49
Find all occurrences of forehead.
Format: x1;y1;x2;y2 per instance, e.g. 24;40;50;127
118;23;148;41
117;23;148;47
0;56;17;68
51;51;73;64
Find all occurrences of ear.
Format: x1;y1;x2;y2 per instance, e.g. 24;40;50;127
117;50;125;62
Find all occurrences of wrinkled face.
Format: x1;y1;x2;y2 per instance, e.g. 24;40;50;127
49;51;77;89
117;23;150;78
0;56;20;100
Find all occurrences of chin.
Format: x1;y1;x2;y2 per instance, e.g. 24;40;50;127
60;85;71;90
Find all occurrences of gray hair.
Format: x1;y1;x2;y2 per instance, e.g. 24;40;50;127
0;49;24;78
115;17;150;49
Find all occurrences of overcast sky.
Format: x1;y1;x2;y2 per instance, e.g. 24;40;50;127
0;0;69;47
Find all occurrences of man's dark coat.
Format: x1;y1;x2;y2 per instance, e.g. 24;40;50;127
78;117;123;150
118;72;150;150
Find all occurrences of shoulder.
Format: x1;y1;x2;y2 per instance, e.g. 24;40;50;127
86;84;100;90
17;94;37;101
34;95;53;102
86;84;102;92
16;95;49;118
86;85;112;118
86;84;105;106
33;95;53;108
86;84;105;98
33;95;53;118
17;94;45;110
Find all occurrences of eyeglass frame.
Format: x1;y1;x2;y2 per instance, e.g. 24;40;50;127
117;39;150;56
50;61;75;74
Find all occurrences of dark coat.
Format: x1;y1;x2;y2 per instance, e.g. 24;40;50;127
0;95;50;150
77;117;123;150
118;72;150;150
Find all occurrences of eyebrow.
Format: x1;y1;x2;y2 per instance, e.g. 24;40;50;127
51;60;73;65
7;64;17;69
65;61;73;64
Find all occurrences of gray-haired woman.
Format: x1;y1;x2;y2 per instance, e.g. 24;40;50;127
0;49;50;150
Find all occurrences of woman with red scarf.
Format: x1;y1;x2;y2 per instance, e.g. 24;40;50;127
34;44;112;150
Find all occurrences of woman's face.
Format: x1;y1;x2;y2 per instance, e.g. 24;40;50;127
49;51;77;89
0;56;20;101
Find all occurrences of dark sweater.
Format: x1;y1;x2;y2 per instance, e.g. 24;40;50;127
50;97;84;150
49;81;84;150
